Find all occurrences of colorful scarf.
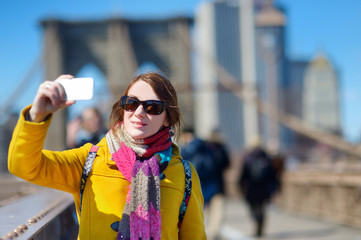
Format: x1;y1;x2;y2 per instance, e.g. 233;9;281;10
106;124;173;240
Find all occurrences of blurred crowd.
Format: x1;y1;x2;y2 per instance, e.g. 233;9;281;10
179;128;285;239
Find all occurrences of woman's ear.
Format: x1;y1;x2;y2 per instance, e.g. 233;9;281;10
163;119;170;127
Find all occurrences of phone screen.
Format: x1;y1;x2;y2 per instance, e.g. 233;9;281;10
56;78;94;100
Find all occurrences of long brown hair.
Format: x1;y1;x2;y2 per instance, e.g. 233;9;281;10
109;72;181;139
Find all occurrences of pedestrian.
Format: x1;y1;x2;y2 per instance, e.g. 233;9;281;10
67;107;107;148
238;138;277;238
180;128;228;239
8;72;206;239
180;127;215;202
204;130;230;240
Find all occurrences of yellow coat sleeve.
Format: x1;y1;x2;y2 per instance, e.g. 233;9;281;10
8;105;90;194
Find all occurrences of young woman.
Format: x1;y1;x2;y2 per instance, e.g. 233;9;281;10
8;73;206;239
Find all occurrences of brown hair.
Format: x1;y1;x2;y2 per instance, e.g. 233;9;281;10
109;72;181;139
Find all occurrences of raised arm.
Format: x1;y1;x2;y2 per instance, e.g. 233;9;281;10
8;75;87;193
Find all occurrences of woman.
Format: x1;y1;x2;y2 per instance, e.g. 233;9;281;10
8;73;206;239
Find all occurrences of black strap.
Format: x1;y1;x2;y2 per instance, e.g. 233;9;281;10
79;145;99;215
178;159;192;228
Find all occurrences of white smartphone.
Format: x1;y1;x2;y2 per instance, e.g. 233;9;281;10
56;77;94;100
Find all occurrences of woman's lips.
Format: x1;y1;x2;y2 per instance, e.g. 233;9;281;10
131;121;147;128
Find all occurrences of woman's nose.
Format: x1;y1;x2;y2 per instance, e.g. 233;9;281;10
134;103;146;117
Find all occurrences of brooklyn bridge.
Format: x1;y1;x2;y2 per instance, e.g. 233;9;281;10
1;1;361;239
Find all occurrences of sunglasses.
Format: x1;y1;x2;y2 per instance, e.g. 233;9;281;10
120;96;165;115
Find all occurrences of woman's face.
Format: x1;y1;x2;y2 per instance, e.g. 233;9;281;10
123;80;168;139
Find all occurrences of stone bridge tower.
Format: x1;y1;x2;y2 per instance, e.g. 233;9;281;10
41;17;193;150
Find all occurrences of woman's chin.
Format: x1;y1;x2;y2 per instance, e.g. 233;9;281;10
128;129;149;139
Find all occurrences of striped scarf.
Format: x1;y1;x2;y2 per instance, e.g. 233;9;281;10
106;124;173;240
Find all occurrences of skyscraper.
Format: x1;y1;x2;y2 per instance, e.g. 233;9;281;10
194;0;258;150
254;0;286;152
285;59;309;153
303;54;342;135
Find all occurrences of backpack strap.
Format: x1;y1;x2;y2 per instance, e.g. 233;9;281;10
79;145;99;215
178;159;192;229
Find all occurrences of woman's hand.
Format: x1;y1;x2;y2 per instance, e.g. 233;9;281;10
28;75;76;122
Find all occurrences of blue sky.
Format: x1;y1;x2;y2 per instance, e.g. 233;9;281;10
1;0;361;142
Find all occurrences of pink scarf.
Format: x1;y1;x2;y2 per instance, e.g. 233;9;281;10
106;124;173;240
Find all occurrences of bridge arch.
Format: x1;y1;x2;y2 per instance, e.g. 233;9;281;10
41;17;193;149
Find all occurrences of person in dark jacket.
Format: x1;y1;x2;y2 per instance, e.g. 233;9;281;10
181;128;230;240
180;127;216;202
239;139;277;238
204;130;230;240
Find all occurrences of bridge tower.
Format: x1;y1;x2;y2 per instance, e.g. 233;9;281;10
41;17;193;150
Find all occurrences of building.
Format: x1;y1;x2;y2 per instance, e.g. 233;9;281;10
285;59;310;156
194;0;289;152
194;0;259;151
303;54;342;135
254;0;287;152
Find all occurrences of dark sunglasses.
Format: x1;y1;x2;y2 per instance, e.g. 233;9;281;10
120;96;165;115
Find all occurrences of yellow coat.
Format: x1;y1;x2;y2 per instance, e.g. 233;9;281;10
8;106;206;240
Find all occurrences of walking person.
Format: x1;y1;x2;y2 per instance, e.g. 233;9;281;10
204;130;230;240
238;139;277;238
180;128;229;239
180;127;215;203
8;72;206;239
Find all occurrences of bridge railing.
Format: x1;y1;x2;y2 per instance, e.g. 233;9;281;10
0;189;78;240
276;163;361;228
